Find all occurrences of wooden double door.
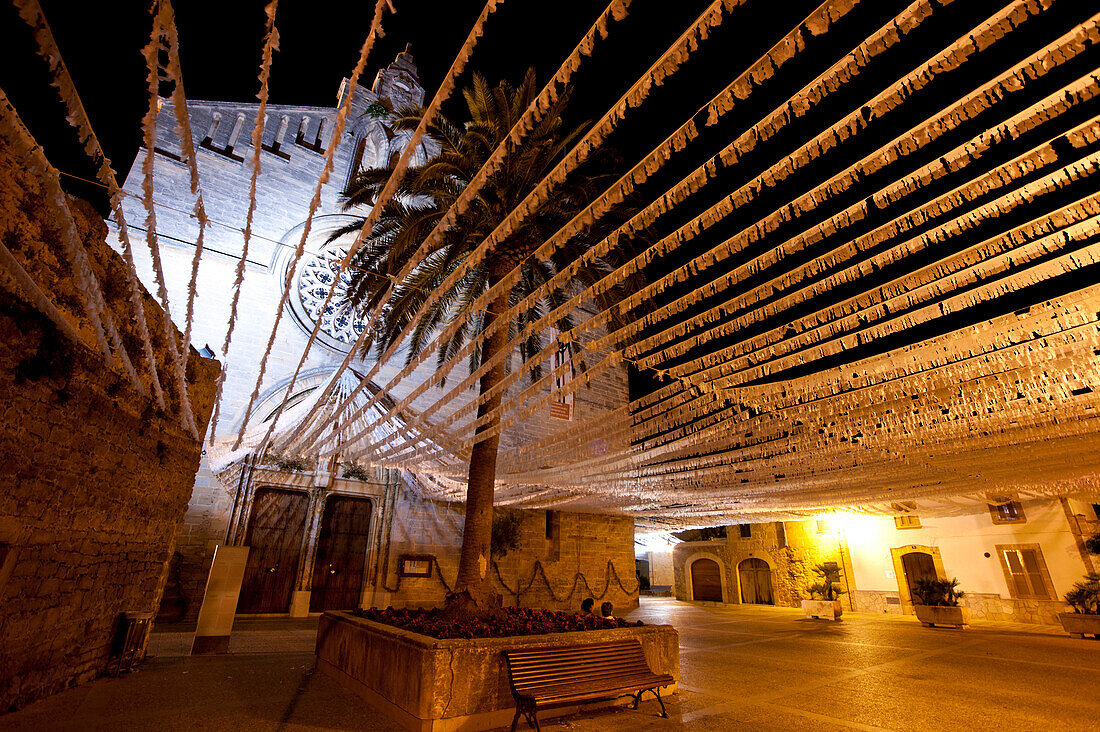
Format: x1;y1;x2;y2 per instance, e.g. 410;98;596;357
309;496;373;612
237;490;373;614
738;558;774;605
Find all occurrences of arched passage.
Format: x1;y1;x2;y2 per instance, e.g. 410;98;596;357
738;557;774;605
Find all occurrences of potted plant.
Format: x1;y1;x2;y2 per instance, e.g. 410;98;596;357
802;563;846;620
911;577;969;628
1059;574;1100;638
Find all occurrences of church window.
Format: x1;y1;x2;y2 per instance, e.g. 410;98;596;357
348;137;367;185
314;118;328;150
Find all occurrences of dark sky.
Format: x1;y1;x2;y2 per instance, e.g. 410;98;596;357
0;0;723;208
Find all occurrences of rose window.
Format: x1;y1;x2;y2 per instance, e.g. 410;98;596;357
295;245;367;346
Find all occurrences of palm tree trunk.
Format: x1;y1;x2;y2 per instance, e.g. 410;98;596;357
451;261;512;608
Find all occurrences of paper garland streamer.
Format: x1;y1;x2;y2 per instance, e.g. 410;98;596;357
0;87;145;398
139;1;200;437
260;0;505;457
274;0;639;456
14;0;168;410
232;0;392;450
208;0;280;444
289;0;746;457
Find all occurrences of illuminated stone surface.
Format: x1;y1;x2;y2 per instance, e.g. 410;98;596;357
2;600;1098;731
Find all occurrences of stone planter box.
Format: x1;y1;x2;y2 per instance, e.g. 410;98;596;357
315;611;679;732
1059;612;1100;638
914;604;970;629
801;599;842;620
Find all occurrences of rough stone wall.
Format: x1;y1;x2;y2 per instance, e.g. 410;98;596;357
672;521;846;607
0;137;218;710
375;493;638;613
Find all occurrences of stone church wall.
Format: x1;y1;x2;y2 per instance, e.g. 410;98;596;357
0;138;219;710
110;54;632;619
373;491;639;614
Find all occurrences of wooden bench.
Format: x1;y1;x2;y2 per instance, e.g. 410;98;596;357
503;639;674;731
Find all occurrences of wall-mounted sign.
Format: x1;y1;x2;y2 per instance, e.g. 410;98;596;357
399;554;433;578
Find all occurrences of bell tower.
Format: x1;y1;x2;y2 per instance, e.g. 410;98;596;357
371;44;424;108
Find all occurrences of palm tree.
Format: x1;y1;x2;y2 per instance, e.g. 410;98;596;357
331;69;635;613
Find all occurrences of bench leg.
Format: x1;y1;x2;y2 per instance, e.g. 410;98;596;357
633;687;668;718
514;702;540;732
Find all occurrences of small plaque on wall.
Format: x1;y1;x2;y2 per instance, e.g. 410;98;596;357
399;554;433;578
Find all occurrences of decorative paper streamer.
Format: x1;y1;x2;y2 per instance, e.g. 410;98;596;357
208;0;280;444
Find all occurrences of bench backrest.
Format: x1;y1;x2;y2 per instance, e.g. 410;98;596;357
504;640;653;693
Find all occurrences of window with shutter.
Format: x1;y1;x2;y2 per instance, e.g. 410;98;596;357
996;544;1054;600
988;499;1026;524
894;515;922;529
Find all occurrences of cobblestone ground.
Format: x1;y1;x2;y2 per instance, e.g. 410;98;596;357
1;599;1097;731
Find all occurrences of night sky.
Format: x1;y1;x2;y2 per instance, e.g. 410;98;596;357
1;0;725;210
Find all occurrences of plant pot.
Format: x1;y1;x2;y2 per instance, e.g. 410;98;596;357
801;599;842;621
914;604;970;629
1058;612;1100;639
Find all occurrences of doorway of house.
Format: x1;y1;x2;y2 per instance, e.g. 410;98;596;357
691;558;723;602
237;488;309;614
901;551;938;606
738;557;774;604
309;496;373;612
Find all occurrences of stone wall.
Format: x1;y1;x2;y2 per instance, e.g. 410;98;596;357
0;134;218;710
373;492;639;614
672;521;848;607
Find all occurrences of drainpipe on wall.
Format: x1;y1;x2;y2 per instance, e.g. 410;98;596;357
1060;497;1097;575
839;538;857;612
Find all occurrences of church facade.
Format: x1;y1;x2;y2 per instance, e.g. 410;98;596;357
108;50;636;621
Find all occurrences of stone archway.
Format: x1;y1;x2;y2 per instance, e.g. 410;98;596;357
686;553;728;603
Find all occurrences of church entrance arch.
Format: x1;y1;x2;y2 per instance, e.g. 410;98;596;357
738;558;774;605
689;557;724;602
309;496;373;612
237;488;309;614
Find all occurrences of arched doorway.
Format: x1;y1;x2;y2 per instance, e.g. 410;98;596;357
237;488;309;614
690;558;723;602
901;551;937;603
309;496;373;612
738;558;774;605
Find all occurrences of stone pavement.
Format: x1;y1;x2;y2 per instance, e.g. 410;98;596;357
2;598;1098;731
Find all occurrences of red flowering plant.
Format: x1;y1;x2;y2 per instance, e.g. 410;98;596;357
354;605;643;639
